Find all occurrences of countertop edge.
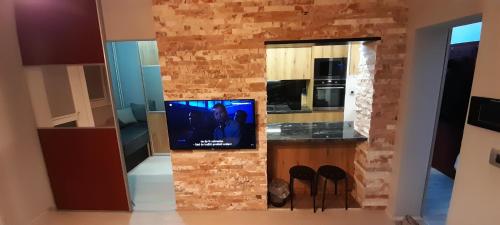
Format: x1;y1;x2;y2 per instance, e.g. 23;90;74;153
267;110;313;114
267;138;368;142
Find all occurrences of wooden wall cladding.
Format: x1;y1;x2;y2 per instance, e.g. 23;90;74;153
15;0;104;65
267;111;344;124
37;128;129;210
267;141;357;194
147;111;170;154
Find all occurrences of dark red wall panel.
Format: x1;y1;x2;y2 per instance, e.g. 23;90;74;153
15;0;104;65
38;128;129;211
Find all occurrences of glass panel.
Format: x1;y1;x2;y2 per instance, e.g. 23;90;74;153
106;40;168;157
138;40;160;66
25;64;114;128
83;65;114;127
43;66;76;117
106;40;176;211
142;66;164;111
84;65;106;100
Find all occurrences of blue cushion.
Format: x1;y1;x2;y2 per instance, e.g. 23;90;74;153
131;103;147;122
117;107;137;125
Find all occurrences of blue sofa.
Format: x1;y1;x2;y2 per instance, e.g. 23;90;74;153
118;104;150;171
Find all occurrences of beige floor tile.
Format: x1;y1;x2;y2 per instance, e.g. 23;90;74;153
32;209;394;225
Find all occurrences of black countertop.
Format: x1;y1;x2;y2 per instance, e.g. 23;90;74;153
267;121;367;142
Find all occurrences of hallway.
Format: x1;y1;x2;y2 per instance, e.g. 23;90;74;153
422;168;454;225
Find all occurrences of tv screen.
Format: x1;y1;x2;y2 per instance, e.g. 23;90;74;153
165;99;257;150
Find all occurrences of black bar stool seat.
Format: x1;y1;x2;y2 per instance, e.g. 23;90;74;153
317;165;348;211
289;165;317;212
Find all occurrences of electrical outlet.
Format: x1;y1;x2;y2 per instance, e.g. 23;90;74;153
490;148;500;168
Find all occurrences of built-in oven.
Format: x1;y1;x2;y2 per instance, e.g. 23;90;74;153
313;79;345;110
314;57;348;80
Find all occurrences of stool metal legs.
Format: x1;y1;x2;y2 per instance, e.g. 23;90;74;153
311;178;316;213
344;177;348;210
321;178;349;211
289;177;316;212
312;180;316;213
321;177;327;211
290;177;294;211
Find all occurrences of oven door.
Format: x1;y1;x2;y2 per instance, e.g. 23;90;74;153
314;58;348;80
313;84;345;110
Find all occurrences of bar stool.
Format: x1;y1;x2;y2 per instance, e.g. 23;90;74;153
289;165;317;212
317;165;348;211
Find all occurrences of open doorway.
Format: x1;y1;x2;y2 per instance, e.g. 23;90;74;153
105;40;175;211
422;22;482;225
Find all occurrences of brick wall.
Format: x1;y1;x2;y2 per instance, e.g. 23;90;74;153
152;0;407;210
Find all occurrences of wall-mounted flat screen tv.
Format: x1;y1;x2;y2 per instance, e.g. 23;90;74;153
165;99;256;150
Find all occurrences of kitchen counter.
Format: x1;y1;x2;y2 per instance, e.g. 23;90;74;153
267;121;367;142
267;121;366;202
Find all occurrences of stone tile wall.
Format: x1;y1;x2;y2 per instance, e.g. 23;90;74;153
354;42;377;137
152;0;407;210
353;40;403;208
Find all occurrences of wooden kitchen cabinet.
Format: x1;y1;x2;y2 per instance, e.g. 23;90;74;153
266;47;312;80
348;43;362;75
15;0;104;65
312;45;349;58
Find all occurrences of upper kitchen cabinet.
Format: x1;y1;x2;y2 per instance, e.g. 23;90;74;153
312;45;349;58
266;46;312;81
15;0;104;65
348;43;362;75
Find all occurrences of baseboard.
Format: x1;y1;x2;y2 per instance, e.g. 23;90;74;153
152;153;170;156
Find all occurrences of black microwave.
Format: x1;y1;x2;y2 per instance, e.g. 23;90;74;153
314;58;348;80
467;96;500;132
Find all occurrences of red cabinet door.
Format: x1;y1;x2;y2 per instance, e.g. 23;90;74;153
38;128;130;211
15;0;104;65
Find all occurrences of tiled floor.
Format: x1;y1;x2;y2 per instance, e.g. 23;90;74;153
269;192;360;210
127;156;176;211
30;156;395;225
31;209;394;225
422;168;454;225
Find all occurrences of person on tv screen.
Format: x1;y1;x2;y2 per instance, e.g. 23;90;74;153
234;110;247;126
185;111;211;145
234;110;251;147
212;103;241;146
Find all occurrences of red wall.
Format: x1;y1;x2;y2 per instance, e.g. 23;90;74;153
38;128;129;210
15;0;104;65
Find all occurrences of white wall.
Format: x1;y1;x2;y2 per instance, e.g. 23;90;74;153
0;0;55;224
388;22;453;217
344;74;357;121
389;0;500;224
447;1;500;224
344;43;358;122
99;0;156;41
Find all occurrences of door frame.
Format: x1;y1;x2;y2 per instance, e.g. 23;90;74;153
420;18;482;218
387;14;482;219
